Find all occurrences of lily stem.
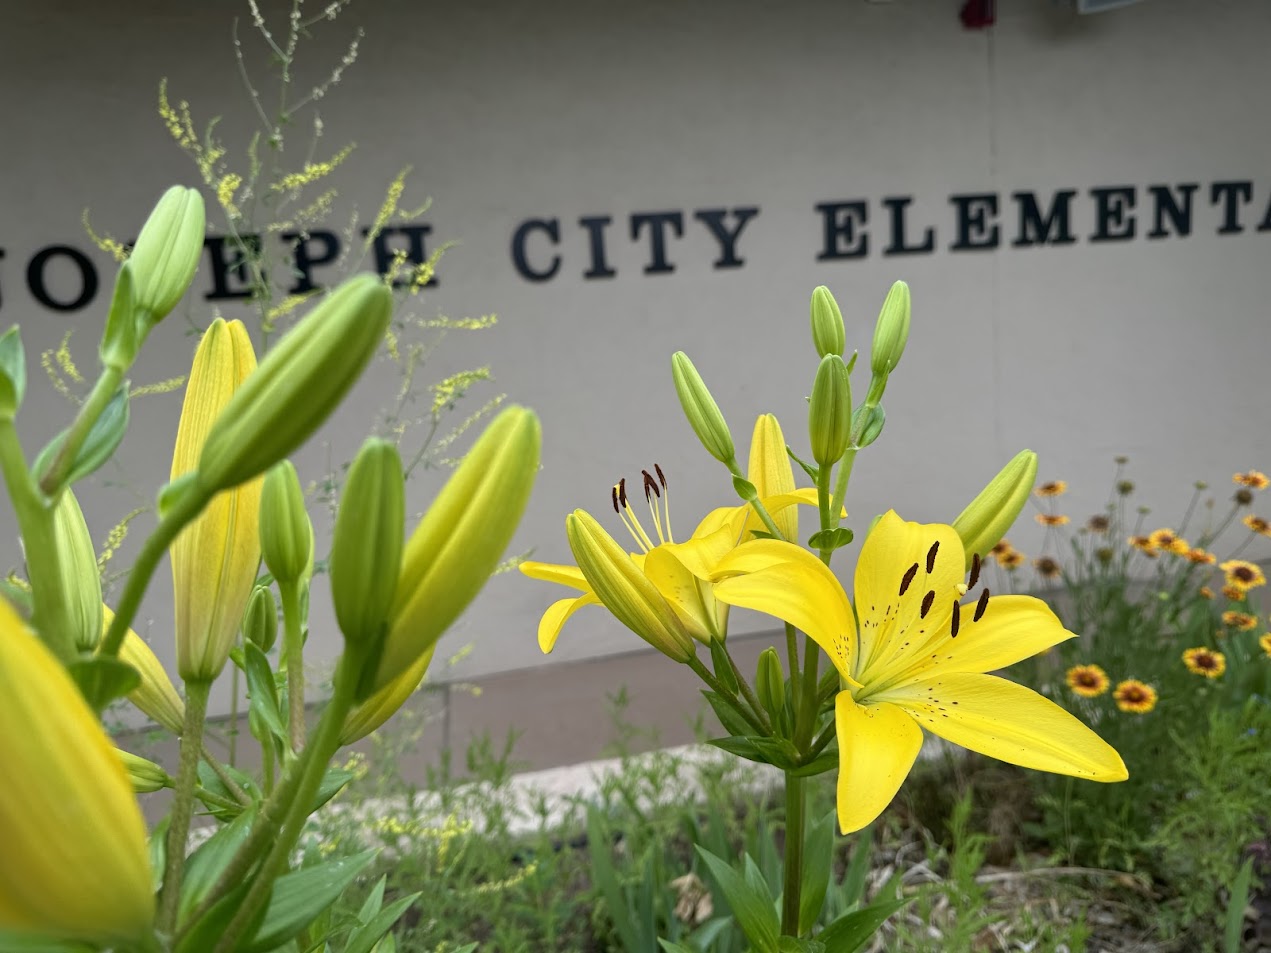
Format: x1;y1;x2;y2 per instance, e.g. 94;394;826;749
158;679;211;934
201;744;252;807
280;580;306;751
781;772;806;936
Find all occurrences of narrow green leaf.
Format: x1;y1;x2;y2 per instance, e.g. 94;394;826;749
788;750;838;778
695;846;779;953
356;875;387;922
1224;856;1254;953
244;641;287;743
817;898;907;953
309;767;355;813
709;637;739;694
705;735;764;763
242;850;379;953
0;326;26;417
657;942;696;953
702;690;754;737
799;810;836;934
33;387;130;489
178;807;258;926
66;655;139;710
840;825;875;909
344;891;421;953
786;445;819;484
587;807;643;953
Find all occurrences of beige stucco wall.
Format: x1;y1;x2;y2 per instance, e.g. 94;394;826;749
2;0;1270;719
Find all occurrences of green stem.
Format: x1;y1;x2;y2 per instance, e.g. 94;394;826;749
808;715;837;759
688;655;766;734
37;366;123;496
727;461;786;541
228;655;241;767
724;643;773;735
829;447;859;528
280;581;306;751
158;679;211;933
211;650;364;953
194;786;245;812
201;745;252;807
781;772;806;936
796;638;820;749
100;484;211;658
262;734;276;795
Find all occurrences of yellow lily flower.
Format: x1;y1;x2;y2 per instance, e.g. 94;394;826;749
170;318;263;681
712;511;1127;834
0;597;154;942
103;604;186;735
521;414;817;654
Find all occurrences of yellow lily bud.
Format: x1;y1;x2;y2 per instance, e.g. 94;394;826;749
809;285;845;358
952;449;1039;569
745;414;797;542
870;280;911;378
47;487;103;653
808;354;852;467
566;509;695;662
259;460;311;587
0;598;153;943
116;749;171;793
340;645;434;746
330;439;404;650
243;585;278;654
198;274;392;493
128;185;206;327
369;407;540;693
671;351;735;467
103;605;186;735
171;318;262;681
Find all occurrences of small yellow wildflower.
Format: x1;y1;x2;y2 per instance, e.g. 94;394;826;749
1222;610;1258;631
1148;529;1189;555
1129;535;1158;557
1220;559;1266;591
1260;633;1271;658
1034;556;1062;579
1113;680;1157;714
1035;513;1070;526
1182;647;1226;678
1244;515;1271;537
1035;480;1068;498
998;549;1026;570
1184;548;1216;565
1233;471;1269;490
1222;585;1247;602
1066;664;1110;698
1199;585;1215;599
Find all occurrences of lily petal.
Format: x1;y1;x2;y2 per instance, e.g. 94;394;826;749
745;414;797;542
519;560;592;593
884;672;1128;782
855;511;963;678
713;540;859;685
834;693;923;834
644;546;726;641
538;593;600;653
661;524;743;580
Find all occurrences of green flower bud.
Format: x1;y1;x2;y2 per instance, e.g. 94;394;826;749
259;460;311;586
243;585;278;653
115;749;171;794
330;438;404;649
951;449;1038;569
45;488;103;653
755;647;785;720
0;326;26;420
127;186;206;328
98;263;138;372
870;280;911;378
671;351;735;467
808;354;851;466
198;273;392;492
369;406;541;694
809;286;845;358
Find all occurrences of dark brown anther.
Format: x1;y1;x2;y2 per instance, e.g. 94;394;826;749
968;552;982;590
618;478;628;508
612;485;620;514
950;600;961;637
920;589;935;618
899;562;919;597
642;469;660;500
973;587;990;622
655;463;667;488
926;540;939;574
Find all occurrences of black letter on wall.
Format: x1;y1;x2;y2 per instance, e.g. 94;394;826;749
1089;186;1137;242
205;235;262;300
1011;191;1077;247
630;212;684;274
511;219;562;282
578;216;616;279
814;201;868;260
948;194;1000;251
283;230;341;293
693;207;760;268
27;245;98;312
882;197;935;255
1211;181;1253;234
1146;184;1197;239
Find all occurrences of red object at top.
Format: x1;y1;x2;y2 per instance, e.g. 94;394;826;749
960;0;996;29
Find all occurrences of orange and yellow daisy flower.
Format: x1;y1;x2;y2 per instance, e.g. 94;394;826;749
1035;481;1068;498
1222;585;1247;602
1035;514;1070;527
1260;633;1271;658
1086;514;1110;533
1128;535;1158;557
1185;548;1216;565
1199;586;1215;599
998;550;1026;570
1233;471;1269;490
1147;529;1189;556
1244;515;1271;537
1222;610;1258;631
1066;664;1110;698
1034;556;1062;579
1113;680;1157;714
1182;647;1226;678
1220;559;1266;591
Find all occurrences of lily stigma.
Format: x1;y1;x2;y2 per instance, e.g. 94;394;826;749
711;511;1127;834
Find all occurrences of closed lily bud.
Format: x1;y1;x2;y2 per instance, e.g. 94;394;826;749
116;749;172;793
259;461;311;587
809;285;845;358
330;439;404;650
808;354;852;466
755;647;784;719
171;318;263;681
369;406;540;693
0;598;153;943
45;487;103;653
243;586;278;653
128;185;206;328
340;645;434;746
198;274;392;493
671;351;735;467
952;449;1038;569
103;605;186;735
745;414;797;542
870;280;911;378
0;326;25;420
566;509;695;662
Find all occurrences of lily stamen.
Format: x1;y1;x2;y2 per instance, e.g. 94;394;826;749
642;469;665;545
615;478;656;553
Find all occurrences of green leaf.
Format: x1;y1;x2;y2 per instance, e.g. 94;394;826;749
780;938;825;953
244;641;287;743
786;446;819;484
149;816;170;895
732;475;758;502
696;846;779;953
817;898;907;953
33;387;130;489
178;807;258;926
657;942;697;953
0;578;32;620
807;528;853;552
799;810;836;934
747;736;804;772
788;750;838;779
344;891;421;953
177;883;254;953
840;825;874;909
310;767;356;813
709;637;739;694
66;655;139;710
1224;856;1254;953
0;932;92;952
587;807;646;953
702;690;754;738
0;326;26;417
242;850;379;953
357;875;387;921
99;262;137;370
851;403;884;449
706;735;764;763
